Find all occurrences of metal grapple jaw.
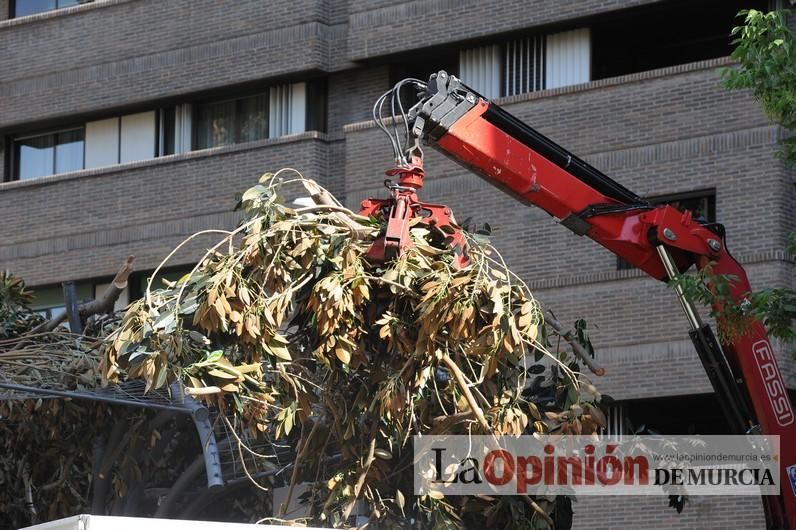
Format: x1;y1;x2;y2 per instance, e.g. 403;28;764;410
358;156;470;269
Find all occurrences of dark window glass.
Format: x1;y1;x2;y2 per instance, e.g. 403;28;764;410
624;394;733;435
195;100;236;149
616;190;716;270
238;95;268;144
389;52;458;109
592;0;768;80
306;78;328;133
160;107;176;156
14;128;84;180
193;94;268;150
129;267;195;301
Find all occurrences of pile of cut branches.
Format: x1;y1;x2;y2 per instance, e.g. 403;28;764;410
0;273;214;527
99;169;604;528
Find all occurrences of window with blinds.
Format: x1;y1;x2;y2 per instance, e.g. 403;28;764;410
269;82;307;138
504;35;545;97
84;111;158;168
459;27;590;99
603;403;625;441
545;28;591;90
458;45;501;99
192;82;308;150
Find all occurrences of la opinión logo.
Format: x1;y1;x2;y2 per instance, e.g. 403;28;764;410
430;444;650;493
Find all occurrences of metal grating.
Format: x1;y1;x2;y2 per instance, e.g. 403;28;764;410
0;376;293;487
0;379;187;412
212;411;295;485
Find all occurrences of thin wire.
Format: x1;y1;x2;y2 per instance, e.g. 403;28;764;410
372;78;428;167
372;89;401;162
394;78;425;161
395;78;426;162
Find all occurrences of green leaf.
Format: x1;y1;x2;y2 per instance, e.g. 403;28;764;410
205;349;224;363
153;311;176;332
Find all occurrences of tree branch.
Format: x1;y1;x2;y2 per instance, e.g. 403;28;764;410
441;354;491;432
30;256;134;334
301;180;373;238
544;311;605;376
341;433;376;522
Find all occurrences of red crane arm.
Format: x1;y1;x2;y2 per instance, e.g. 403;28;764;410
364;72;796;527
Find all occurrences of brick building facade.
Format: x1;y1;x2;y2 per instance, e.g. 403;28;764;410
1;0;793;528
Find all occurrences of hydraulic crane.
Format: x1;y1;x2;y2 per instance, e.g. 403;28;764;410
361;71;796;528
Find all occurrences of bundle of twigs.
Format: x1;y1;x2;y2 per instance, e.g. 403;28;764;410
0;334;101;391
100;169;604;528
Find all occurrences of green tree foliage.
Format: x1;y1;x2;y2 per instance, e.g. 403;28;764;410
723;8;796;165
671;234;796;352
726;8;796;349
671;9;796;354
749;234;796;347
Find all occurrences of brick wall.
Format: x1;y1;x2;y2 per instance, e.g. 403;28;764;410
0;134;329;284
1;3;793;529
343;62;782;272
0;0;324;81
342;59;796;398
571;495;765;530
0;2;332;128
327;66;389;133
345;0;665;60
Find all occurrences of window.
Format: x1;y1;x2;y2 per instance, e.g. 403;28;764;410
12;0;84;18
13;128;84;180
503;36;545;97
5;80;324;181
623;394;734;435
30;282;93;320
11;111;163;180
194;94;268;150
602;402;626;441
129;267;194;301
159;104;193;156
616;189;716;270
544;28;591;90
193;82;313;150
591;0;768;80
459;45;502;99
84;111;158;168
269;83;305;138
458;28;590;99
389;53;458;109
30;280;128;324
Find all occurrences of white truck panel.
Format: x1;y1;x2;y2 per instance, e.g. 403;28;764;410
20;514;324;530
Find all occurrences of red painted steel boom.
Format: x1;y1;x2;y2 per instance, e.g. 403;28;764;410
364;72;796;528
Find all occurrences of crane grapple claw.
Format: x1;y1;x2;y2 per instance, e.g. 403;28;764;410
359;160;470;268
